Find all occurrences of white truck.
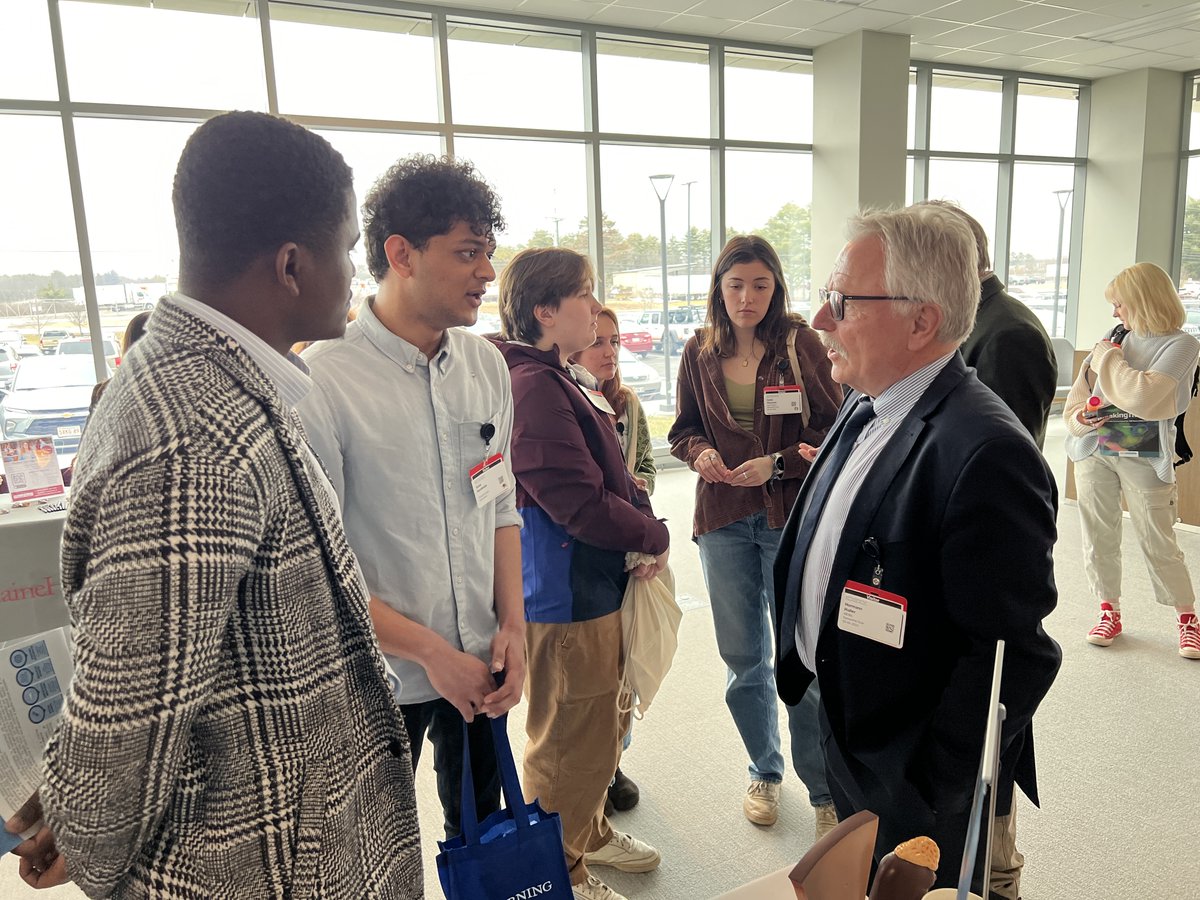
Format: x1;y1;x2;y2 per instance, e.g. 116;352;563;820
623;307;705;353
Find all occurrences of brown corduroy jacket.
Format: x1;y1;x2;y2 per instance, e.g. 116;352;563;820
669;323;842;537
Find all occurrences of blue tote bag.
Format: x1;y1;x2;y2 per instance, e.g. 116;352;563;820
436;714;573;899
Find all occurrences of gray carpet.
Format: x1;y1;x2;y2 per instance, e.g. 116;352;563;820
4;419;1198;898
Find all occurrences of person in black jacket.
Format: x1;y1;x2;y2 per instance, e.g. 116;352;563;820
775;205;1060;900
923;200;1058;449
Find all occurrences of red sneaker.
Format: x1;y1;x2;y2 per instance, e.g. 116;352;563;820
1087;603;1122;647
1179;614;1200;660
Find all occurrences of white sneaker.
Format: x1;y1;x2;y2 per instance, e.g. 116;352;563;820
573;873;628;900
585;830;661;873
743;779;781;826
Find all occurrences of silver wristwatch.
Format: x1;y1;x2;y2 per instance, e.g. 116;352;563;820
771;451;785;480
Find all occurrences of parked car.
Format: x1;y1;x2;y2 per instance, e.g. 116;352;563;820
0;356;105;456
624;307;704;353
38;328;72;353
618;347;660;400
1183;306;1200;338
57;337;121;369
0;345;19;392
619;327;654;355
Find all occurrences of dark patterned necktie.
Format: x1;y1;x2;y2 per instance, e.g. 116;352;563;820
786;396;877;597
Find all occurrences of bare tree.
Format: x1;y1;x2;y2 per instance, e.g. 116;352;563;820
64;302;88;336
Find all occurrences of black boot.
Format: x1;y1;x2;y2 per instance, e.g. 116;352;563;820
607;767;640;812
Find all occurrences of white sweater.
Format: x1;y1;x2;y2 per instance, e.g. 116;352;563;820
1064;328;1200;482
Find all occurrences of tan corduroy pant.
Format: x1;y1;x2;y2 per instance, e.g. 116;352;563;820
523;611;627;887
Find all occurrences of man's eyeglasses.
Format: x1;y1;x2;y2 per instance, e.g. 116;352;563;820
818;287;909;321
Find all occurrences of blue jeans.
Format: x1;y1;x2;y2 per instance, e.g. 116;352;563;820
697;510;831;807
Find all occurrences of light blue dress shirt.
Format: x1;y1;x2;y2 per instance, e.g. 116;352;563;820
298;299;520;704
796;353;955;672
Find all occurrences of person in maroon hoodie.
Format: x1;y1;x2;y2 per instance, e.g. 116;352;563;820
493;247;669;900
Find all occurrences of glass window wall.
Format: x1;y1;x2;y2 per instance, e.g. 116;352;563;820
449;23;583;131
926;159;999;258
59;0;267;110
1009;163;1075;338
1;0;57;100
725;150;813;308
724;52;812;145
929;72;1002;154
9;1;1096;414
1181;75;1200;293
1015;82;1079;158
454;137;590;271
910;63;1086;331
270;6;437;123
597;38;710;138
0;116;80;342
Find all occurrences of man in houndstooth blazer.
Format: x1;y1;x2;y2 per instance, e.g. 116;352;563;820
21;113;423;898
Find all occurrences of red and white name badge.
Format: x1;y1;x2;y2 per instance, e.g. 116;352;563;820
469;454;510;506
763;385;803;416
585;388;616;416
837;580;908;649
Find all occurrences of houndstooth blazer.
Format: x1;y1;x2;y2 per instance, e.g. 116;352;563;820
42;301;423;899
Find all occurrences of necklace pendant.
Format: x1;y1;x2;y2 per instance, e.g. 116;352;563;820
742;358;749;367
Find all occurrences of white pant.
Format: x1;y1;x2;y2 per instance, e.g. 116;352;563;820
1075;454;1195;608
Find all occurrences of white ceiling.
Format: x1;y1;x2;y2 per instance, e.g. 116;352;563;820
415;0;1200;79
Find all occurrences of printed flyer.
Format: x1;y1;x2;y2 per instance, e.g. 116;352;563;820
0;628;72;853
0;439;66;502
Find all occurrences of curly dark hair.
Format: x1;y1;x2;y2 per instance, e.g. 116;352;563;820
173;111;353;287
362;154;505;282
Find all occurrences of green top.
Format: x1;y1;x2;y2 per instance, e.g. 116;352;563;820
724;377;756;432
618;387;657;494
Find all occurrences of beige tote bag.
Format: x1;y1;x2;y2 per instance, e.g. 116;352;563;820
618;558;682;718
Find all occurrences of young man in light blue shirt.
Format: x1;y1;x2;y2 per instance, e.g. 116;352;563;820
297;155;523;839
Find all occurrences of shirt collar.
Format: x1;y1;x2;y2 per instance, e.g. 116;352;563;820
870;352;956;422
168;292;312;409
356;295;450;373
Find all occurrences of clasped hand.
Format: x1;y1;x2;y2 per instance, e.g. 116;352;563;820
695;449;772;487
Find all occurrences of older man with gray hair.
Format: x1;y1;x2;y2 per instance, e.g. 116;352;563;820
773;204;1061;897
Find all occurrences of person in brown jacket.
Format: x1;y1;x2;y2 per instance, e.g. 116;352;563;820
668;235;841;836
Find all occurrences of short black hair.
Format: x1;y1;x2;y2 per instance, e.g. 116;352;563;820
362;154;505;282
173;111;353;286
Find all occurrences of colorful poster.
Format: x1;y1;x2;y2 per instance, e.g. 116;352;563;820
0;439;65;502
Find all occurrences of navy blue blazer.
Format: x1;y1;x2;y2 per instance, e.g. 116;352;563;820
773;354;1061;821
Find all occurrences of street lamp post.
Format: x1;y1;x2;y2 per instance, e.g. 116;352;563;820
1052;189;1072;339
683;180;696;311
650;173;674;405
